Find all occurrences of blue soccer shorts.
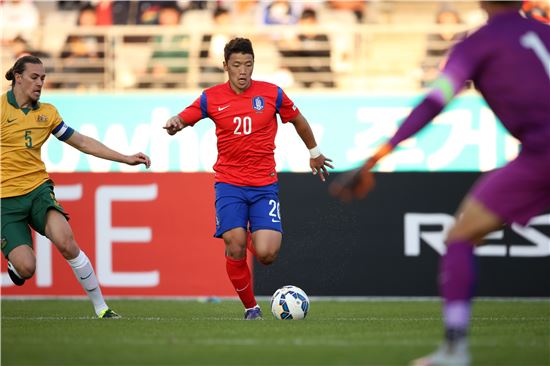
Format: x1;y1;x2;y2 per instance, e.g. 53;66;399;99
214;182;282;238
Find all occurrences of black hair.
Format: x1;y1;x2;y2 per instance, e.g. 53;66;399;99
79;3;96;13
5;55;42;87
301;8;317;20
213;6;229;19
77;3;96;25
224;37;254;62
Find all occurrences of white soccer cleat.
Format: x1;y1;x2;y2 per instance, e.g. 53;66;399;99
411;339;471;366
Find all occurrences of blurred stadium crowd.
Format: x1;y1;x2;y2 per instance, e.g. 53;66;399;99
1;0;549;92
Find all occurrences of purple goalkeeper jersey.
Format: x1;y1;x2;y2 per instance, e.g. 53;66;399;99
390;10;550;152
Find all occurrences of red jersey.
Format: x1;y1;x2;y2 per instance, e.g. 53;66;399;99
178;80;300;186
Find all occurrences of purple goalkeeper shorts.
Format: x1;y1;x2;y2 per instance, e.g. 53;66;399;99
471;149;550;226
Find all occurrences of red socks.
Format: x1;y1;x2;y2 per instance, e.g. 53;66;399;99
226;256;257;309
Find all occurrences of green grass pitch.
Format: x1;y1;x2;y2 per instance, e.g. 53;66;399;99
2;299;549;365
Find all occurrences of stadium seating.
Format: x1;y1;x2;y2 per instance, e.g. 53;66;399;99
0;1;482;92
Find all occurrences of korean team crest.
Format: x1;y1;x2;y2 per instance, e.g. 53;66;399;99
252;96;265;111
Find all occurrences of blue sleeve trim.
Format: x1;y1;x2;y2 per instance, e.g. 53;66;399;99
275;87;283;113
52;121;75;141
200;91;208;118
59;127;75;141
52;122;64;135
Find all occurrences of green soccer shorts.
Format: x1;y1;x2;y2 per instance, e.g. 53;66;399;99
1;181;68;258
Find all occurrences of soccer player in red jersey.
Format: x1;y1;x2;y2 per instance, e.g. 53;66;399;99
164;38;333;320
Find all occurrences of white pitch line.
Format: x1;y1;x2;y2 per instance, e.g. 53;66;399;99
2;316;548;321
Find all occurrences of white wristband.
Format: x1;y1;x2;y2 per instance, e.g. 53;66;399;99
309;146;321;159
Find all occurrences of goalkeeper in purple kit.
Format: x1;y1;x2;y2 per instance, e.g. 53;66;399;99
331;1;550;365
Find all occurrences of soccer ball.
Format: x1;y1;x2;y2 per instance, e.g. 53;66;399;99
270;285;310;320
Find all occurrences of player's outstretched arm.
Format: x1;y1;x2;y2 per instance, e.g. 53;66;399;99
329;143;393;202
330;72;462;202
288;113;334;182
163;115;189;135
64;130;151;168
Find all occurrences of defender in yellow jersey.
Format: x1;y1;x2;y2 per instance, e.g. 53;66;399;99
1;87;63;198
1;56;151;318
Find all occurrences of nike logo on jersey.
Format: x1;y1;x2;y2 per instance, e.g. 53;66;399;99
7;118;17;123
218;105;230;111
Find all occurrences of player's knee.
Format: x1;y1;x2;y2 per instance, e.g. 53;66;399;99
55;236;80;260
256;248;279;265
257;254;277;265
225;242;247;259
15;260;36;279
445;227;480;245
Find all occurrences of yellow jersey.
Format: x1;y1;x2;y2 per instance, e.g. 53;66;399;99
1;90;69;198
